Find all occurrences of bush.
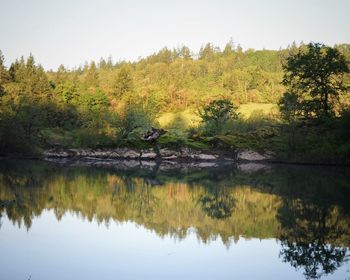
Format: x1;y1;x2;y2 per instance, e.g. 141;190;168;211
73;128;116;148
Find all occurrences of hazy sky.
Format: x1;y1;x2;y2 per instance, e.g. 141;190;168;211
1;0;349;70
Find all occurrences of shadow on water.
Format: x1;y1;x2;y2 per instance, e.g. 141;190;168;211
0;159;349;279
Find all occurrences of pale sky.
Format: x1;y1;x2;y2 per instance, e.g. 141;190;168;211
1;0;349;70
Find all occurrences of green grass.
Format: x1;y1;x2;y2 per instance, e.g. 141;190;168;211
157;103;278;131
157;109;202;131
237;103;278;119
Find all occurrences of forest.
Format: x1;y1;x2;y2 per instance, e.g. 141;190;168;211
0;41;349;164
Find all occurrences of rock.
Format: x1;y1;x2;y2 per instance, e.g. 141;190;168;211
140;160;157;167
91;150;110;157
121;160;141;168
44;147;274;163
237;150;272;161
196;154;218;160
141;152;157;159
44;150;71;158
79;149;91;157
122;149;140;159
180;147;193;158
160;148;178;157
237;163;271;173
163;155;178;160
195;162;218;168
109;151;120;158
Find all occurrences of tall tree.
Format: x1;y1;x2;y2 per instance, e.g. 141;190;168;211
281;43;349;118
84;61;99;90
199;43;216;61
0;51;9;97
113;65;134;99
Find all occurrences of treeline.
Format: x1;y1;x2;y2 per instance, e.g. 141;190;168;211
0;41;349;154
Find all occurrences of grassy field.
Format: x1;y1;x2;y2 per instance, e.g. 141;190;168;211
157;103;278;131
237;103;278;119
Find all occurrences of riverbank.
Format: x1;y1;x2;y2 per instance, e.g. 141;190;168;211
43;147;273;163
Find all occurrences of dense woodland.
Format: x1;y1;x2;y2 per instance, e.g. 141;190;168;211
0;41;349;163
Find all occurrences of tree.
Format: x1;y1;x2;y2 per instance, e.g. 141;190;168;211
199;99;238;135
0;51;8;90
179;46;192;60
281;43;349;119
113;66;133;99
84;61;99;90
223;39;235;56
199;43;215;61
6;54;51;100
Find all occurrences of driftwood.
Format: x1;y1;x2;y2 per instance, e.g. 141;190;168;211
142;127;167;159
142;127;167;142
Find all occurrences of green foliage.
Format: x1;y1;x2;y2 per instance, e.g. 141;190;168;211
116;107;152;140
0;51;8;98
157;133;187;149
199;99;238;136
0;42;349;162
113;65;133;99
80;89;109;113
281;43;349;119
274;43;350;163
73;128;116;148
84;61;99;89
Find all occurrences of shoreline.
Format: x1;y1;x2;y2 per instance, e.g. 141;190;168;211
1;147;350;167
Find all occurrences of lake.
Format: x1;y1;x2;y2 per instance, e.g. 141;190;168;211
0;159;349;280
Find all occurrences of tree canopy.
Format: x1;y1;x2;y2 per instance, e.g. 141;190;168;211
281;43;349;119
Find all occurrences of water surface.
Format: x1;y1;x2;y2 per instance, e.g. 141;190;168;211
0;159;349;280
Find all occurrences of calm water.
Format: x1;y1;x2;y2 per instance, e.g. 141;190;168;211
0;159;349;280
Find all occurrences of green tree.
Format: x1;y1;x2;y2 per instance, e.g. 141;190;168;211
199;99;238;135
281;43;349;119
179;46;192;60
84;61;99;90
0;51;9;97
199;43;216;61
113;66;133;99
7;54;51;100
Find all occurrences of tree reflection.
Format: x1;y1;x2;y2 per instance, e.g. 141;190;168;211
278;199;349;279
280;241;347;279
199;187;235;219
0;158;350;278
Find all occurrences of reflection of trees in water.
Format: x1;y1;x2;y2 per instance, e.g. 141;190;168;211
278;198;350;279
1;159;350;278
280;240;347;279
199;188;235;219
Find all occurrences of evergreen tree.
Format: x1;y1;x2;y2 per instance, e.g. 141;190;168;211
85;61;99;90
113;66;133;99
199;43;215;61
0;51;9;97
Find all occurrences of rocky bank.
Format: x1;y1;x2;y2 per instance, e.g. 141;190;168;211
44;147;273;162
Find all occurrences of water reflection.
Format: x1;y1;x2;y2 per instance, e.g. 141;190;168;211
0;159;349;279
199;187;236;219
278;186;350;279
